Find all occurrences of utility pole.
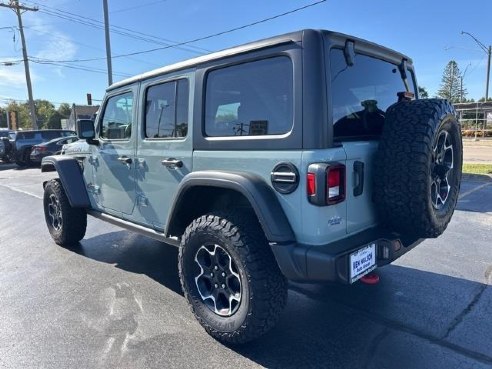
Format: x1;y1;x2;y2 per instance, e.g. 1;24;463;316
486;45;491;101
102;0;113;86
460;63;471;103
0;0;38;129
461;31;491;101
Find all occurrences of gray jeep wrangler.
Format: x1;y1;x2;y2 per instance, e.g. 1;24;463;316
41;29;462;344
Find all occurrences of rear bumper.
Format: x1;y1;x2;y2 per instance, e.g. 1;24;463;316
270;228;423;284
29;154;43;163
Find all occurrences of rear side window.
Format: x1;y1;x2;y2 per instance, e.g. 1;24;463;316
330;49;415;139
100;92;134;140
41;131;55;140
145;79;189;139
205;57;293;137
17;132;35;140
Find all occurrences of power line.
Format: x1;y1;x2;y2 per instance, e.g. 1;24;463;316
29;58;132;78
110;0;168;14
23;25;161;68
26;0;327;63
0;0;39;129
0;97;73;107
24;1;210;55
37;7;209;55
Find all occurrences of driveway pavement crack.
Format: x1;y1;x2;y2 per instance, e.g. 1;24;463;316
442;283;488;340
364;327;389;369
290;285;492;365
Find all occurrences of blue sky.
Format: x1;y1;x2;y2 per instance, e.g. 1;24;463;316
1;0;491;107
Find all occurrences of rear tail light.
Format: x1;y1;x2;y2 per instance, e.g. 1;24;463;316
326;165;345;204
307;173;316;196
307;163;346;206
33;146;47;152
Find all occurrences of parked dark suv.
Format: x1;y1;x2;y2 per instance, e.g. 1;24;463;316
0;130;15;162
13;129;76;167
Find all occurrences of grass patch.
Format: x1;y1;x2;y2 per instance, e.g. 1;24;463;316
462;163;492;175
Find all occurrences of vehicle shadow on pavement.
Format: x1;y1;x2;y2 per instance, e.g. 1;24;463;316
60;227;492;368
0;163;19;171
234;266;492;369
71;231;183;296
458;177;492;213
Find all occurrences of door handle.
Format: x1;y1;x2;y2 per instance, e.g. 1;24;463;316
161;158;183;168
117;156;132;164
353;161;364;197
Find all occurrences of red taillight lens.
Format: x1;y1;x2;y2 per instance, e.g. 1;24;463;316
34;146;47;152
306;163;346;206
326;165;345;204
328;169;340;188
307;173;316;196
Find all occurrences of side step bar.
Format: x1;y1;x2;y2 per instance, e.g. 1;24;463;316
87;210;180;247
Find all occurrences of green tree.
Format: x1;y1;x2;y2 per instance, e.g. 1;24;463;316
35;99;56;129
436;61;467;103
418;86;429;98
0;106;7;128
58;103;72;118
3;100;72;129
6;101;30;129
47;111;63;129
478;97;492;102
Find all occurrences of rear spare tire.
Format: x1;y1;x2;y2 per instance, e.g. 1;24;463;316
374;99;462;238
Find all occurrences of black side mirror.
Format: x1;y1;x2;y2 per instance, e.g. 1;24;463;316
76;119;98;145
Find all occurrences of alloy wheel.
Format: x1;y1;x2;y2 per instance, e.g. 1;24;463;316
431;130;454;210
194;244;241;317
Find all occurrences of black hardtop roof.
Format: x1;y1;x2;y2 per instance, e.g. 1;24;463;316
109;29;412;91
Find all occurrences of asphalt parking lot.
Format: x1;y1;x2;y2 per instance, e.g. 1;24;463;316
0;165;491;369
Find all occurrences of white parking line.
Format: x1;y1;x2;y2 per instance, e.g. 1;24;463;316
0;184;43;199
459;182;492;200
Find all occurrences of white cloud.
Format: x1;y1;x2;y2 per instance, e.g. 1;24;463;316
0;68;27;87
25;17;78;76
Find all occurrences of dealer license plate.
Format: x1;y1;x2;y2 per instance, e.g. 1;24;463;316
349;243;377;283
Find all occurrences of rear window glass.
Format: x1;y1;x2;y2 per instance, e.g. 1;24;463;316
330;48;415;139
205;56;293;137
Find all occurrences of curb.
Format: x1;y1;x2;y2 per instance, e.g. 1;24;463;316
462;173;492;182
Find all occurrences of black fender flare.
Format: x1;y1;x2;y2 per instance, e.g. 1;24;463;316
41;155;90;208
166;171;295;244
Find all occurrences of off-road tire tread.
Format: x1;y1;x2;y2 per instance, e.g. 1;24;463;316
179;211;287;344
44;179;87;246
373;98;462;238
